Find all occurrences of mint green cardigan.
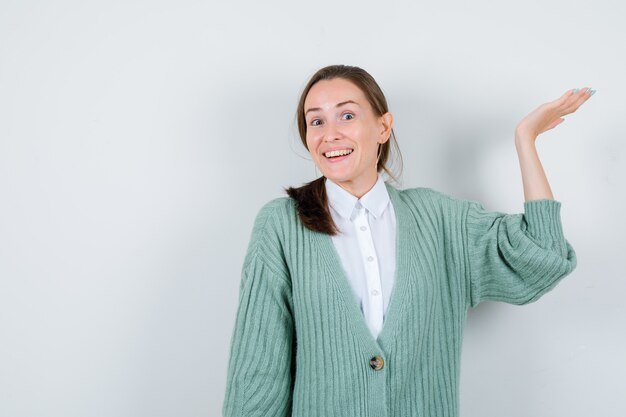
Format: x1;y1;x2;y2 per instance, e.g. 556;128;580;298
222;184;577;417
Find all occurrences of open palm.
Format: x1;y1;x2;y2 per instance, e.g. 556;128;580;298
516;87;594;139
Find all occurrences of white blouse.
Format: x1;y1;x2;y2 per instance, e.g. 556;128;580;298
324;173;397;340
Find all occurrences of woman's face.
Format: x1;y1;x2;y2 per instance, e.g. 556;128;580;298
304;78;393;198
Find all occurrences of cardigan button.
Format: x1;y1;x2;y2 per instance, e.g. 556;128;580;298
369;355;384;371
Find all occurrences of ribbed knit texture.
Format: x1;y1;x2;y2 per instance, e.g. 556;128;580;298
222;184;577;417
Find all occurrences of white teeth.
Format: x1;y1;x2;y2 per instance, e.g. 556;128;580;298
325;149;353;158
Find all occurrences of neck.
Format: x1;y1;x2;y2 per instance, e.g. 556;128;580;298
330;171;378;199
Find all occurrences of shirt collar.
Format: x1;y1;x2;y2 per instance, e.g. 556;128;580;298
325;174;390;221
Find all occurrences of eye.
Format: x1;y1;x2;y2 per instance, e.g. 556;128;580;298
341;112;354;120
309;118;322;126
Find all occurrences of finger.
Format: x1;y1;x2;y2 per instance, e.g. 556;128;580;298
553;89;576;106
564;87;593;113
567;86;591;99
572;86;594;100
557;87;590;114
552;88;583;111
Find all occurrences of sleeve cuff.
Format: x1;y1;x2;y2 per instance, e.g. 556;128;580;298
523;199;566;256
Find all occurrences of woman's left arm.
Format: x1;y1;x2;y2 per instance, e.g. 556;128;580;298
455;87;594;307
514;87;594;202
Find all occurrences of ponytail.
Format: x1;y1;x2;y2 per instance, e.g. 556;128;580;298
284;176;339;236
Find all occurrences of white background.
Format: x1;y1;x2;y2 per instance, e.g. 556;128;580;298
1;1;624;416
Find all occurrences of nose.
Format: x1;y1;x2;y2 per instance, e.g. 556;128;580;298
323;120;342;142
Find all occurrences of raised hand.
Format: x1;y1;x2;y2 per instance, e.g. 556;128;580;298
515;87;595;141
513;87;594;202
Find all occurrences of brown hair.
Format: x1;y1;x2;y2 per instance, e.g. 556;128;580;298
284;65;403;235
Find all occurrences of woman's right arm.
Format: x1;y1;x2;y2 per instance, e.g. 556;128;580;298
222;201;295;417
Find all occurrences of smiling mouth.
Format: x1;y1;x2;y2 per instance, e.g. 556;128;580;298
324;149;354;159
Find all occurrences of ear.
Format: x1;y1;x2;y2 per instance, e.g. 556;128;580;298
378;112;393;144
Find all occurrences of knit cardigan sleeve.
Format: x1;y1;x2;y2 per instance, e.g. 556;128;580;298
222;199;295;417
462;198;577;307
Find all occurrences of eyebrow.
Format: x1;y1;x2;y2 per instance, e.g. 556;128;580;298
305;100;360;116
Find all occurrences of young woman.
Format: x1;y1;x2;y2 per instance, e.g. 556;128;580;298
222;65;592;417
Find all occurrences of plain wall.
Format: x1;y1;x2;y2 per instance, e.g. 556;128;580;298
1;0;624;416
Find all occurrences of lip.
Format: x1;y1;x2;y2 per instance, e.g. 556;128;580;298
322;147;354;158
326;154;350;163
323;149;353;163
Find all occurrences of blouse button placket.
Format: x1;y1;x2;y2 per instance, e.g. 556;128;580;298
352;202;384;338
